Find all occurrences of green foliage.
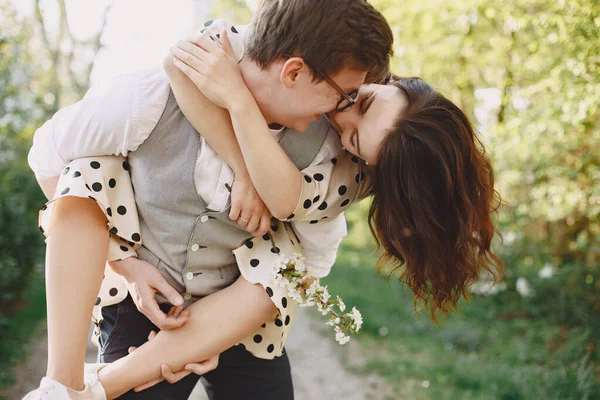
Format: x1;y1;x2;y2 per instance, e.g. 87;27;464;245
0;3;51;387
208;0;253;24
323;248;600;399
0;3;47;311
337;0;599;393
370;0;599;264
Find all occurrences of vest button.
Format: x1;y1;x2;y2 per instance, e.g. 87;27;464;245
186;272;194;281
191;244;200;251
200;215;209;223
183;293;192;300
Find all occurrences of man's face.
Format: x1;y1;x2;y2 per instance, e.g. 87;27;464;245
268;60;367;132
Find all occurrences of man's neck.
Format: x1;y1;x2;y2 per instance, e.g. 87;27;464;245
239;57;277;125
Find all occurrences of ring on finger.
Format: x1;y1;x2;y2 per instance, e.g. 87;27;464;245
240;216;250;223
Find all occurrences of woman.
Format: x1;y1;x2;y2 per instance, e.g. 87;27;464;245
25;26;502;400
169;27;504;322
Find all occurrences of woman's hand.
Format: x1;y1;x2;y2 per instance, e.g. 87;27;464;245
128;331;220;392
169;29;249;111
229;174;271;237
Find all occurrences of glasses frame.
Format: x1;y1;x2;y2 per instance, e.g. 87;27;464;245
316;69;359;112
280;54;359;112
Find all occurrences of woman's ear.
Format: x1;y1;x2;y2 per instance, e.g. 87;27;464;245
280;57;307;88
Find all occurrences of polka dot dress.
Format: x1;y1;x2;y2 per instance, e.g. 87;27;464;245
233;152;370;358
234;222;303;359
37;155;307;360
39;156;139;338
285;150;370;223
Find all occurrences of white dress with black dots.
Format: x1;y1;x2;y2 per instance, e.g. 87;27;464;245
38;151;368;359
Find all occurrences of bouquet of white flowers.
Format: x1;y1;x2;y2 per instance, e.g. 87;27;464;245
271;252;363;345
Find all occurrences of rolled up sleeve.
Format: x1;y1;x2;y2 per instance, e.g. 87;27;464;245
28;67;170;178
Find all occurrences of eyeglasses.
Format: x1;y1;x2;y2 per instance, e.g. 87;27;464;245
281;54;359;112
316;69;359;112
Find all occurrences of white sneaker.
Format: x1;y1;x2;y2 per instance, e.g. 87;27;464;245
83;362;108;399
22;373;107;400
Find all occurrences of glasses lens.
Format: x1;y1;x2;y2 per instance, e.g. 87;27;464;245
336;90;359;112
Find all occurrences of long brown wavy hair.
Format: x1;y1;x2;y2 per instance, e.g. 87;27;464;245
368;76;503;322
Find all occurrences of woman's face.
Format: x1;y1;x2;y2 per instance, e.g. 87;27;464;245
327;83;407;165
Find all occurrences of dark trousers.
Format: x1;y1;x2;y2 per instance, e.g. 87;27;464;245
98;295;294;400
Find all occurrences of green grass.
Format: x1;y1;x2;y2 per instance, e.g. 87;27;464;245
0;273;47;388
320;248;600;400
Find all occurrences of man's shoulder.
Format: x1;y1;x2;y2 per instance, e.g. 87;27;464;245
92;66;169;94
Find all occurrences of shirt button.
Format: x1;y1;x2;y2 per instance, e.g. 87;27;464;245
200;215;209;223
191;244;200;251
183;293;192;301
186;272;194;281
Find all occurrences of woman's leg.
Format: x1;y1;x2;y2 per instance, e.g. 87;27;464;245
98;276;278;399
45;197;109;390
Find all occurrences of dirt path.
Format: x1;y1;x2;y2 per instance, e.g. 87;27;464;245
1;309;393;400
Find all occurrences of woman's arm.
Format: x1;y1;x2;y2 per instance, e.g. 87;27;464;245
163;53;248;181
170;31;303;219
97;275;277;399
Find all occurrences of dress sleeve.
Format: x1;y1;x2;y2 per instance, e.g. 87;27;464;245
284;151;370;222
196;19;245;62
292;213;347;278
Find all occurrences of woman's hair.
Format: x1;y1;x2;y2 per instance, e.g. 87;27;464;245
368;76;503;322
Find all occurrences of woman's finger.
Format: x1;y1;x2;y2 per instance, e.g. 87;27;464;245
255;215;271;238
229;199;241;221
245;215;260;233
238;215;250;228
128;346;137;354
190;31;223;54
175;39;213;65
219;29;235;58
170;46;207;75
172;57;208;88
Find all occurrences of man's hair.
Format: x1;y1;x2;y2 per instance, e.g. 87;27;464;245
246;0;393;83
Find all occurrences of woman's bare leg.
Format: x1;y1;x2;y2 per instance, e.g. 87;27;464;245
98;277;277;399
45;197;109;390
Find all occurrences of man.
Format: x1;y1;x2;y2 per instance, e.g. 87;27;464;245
27;1;393;398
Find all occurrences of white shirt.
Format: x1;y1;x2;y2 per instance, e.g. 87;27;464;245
28;23;346;278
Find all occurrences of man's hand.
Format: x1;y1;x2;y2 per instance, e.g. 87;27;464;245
228;175;271;237
128;331;220;392
109;257;190;330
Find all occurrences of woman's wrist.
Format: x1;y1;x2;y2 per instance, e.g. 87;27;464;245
227;89;257;115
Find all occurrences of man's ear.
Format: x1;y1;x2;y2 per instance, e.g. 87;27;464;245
280;57;308;88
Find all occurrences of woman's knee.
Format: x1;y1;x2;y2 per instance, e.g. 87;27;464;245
48;197;108;233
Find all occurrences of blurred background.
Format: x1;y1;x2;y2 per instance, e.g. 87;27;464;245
0;0;598;399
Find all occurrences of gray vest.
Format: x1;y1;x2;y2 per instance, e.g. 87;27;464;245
128;91;329;302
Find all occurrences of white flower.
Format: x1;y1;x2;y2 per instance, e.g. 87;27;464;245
538;263;554;279
349;307;363;331
336;296;346;312
516;277;534;298
335;331;350;345
270;251;362;345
